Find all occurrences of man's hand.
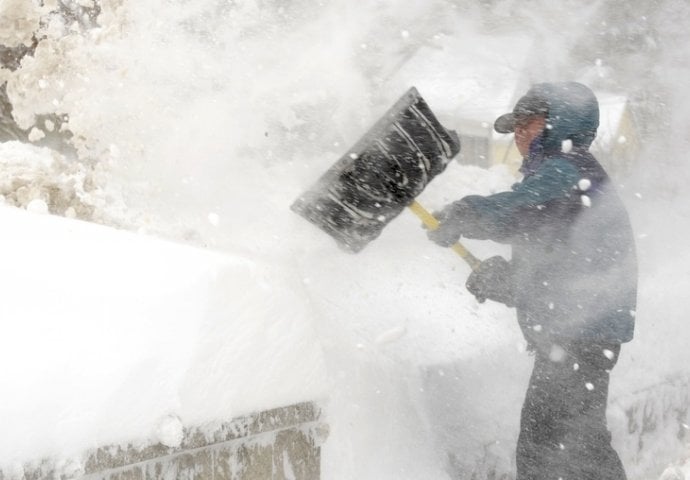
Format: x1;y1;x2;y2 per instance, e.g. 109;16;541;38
466;256;515;307
426;201;470;247
427;220;463;247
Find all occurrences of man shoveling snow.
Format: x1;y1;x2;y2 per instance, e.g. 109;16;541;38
428;82;637;480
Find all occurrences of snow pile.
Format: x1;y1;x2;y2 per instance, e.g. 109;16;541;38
0;141;128;223
0;205;327;465
154;414;184;449
0;0;42;48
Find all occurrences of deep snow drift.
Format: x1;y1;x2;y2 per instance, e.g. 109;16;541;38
0;197;328;466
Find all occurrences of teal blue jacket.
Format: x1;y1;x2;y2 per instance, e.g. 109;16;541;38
456;82;637;345
457;145;637;346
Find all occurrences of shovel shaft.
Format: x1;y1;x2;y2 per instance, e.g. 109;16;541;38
408;200;481;271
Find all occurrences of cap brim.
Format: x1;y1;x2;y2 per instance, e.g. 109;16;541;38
494;113;516;134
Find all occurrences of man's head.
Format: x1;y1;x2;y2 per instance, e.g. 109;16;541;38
494;82;600;155
513;116;546;156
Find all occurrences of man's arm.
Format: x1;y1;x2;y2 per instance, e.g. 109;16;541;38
439;157;581;243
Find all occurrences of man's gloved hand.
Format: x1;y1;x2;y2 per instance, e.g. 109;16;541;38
466;255;515;307
426;201;470;247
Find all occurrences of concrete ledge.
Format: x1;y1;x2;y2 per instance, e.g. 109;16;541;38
1;402;328;480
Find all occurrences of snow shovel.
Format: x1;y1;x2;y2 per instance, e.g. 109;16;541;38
291;87;480;271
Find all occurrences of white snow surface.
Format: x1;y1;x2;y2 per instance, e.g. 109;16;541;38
0;204;328;463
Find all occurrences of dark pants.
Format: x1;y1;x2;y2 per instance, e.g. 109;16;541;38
516;342;627;480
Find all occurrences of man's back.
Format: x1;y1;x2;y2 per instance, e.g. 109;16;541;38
510;148;637;346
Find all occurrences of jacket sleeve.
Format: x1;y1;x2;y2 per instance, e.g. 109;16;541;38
456;157;580;242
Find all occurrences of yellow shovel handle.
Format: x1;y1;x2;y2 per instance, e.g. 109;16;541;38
408;200;481;271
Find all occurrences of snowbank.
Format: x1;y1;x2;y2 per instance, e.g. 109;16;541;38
0;141;126;223
0;205;328;465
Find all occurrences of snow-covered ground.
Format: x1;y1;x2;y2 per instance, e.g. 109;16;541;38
2;1;690;479
0;196;328;465
3;139;689;479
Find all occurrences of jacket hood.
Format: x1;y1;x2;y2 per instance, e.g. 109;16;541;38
528;82;600;153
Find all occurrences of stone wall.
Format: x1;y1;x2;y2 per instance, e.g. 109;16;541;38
0;402;327;480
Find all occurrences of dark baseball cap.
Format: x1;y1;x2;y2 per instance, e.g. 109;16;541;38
494;87;549;134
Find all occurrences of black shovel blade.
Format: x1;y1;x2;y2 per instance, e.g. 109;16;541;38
291;87;460;252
